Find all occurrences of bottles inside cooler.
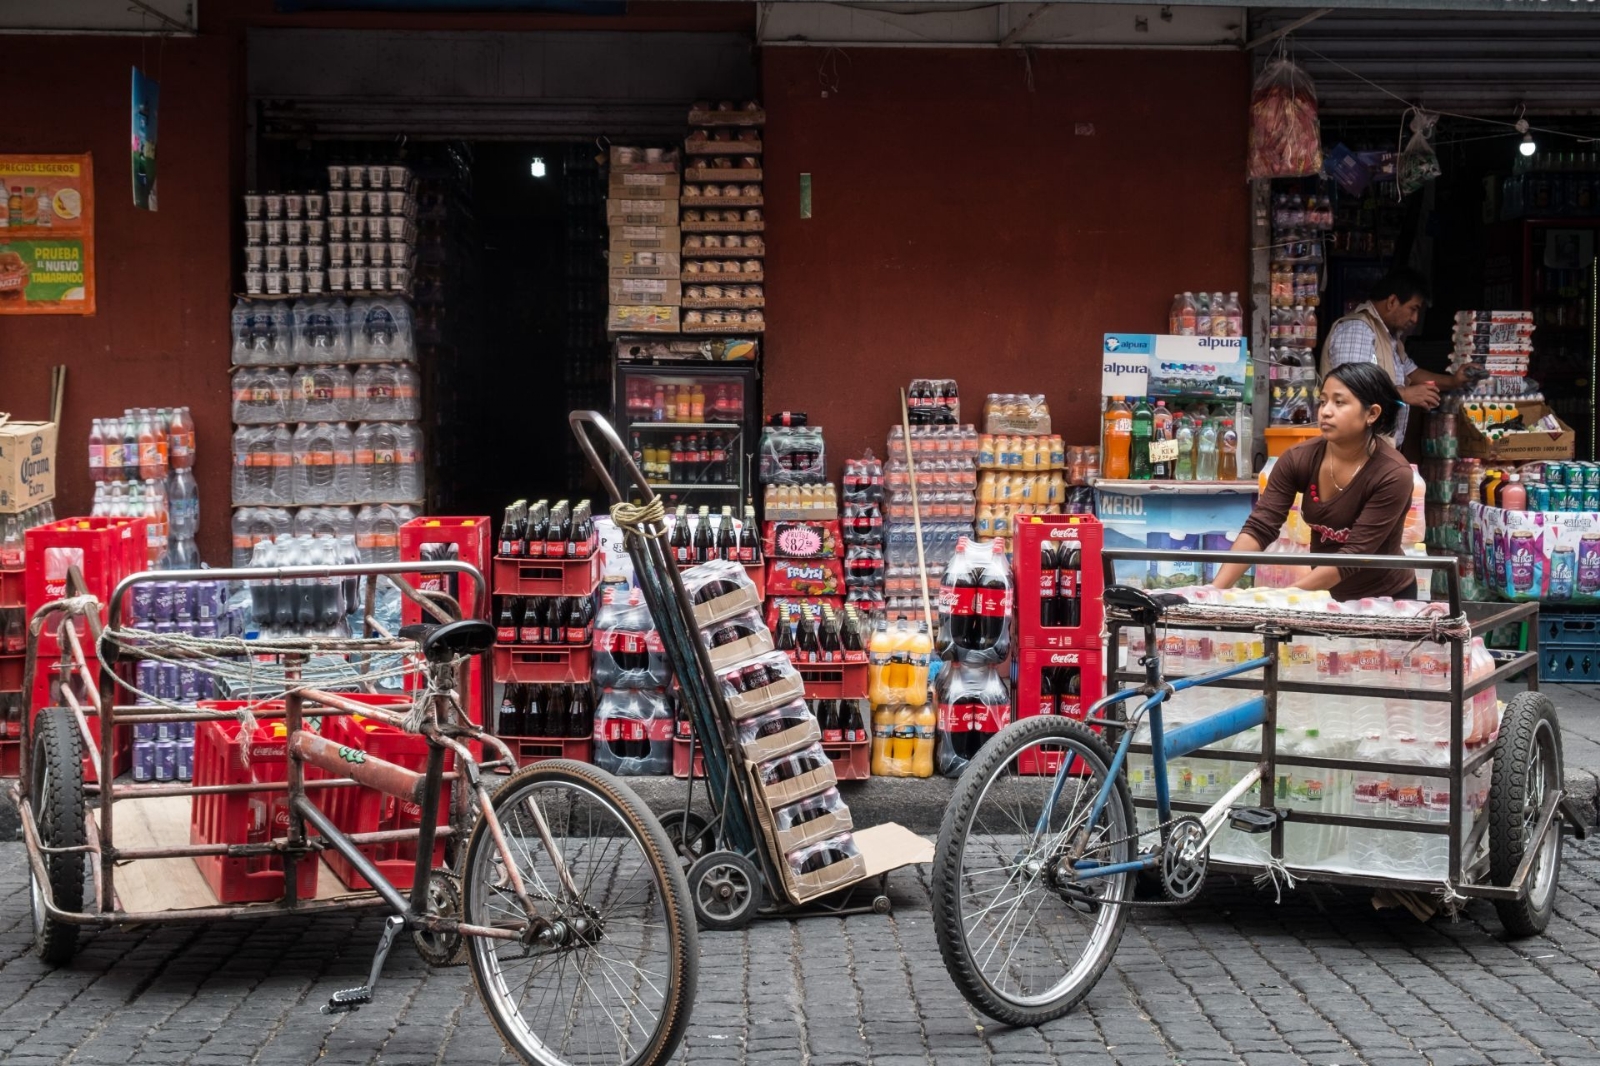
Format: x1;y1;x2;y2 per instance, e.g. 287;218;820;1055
937;536;1012;663
497;682;596;741
592;687;672;776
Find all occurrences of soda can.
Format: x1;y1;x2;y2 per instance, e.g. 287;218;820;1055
132;741;156;783
154;739;177;782
133;722;157;743
176;739;195;782
178;719;196;742
1580;533;1600;594
1586;486;1600;512
157;720;176;742
1531;482;1551;513
130;582;156;623
178;583;199;623
177;662;200;702
151;581;176;623
1585;463;1600;491
156;662;179;702
1550;485;1570;513
136;661;159;703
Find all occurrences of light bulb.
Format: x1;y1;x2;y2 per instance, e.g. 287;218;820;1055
1519;134;1536;157
530;157;547;178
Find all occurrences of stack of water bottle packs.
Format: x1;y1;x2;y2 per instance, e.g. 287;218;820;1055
1122;588;1503;879
592;589;674;776
686;559;865;899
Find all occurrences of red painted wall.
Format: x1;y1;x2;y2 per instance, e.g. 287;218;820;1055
760;48;1252;473
0;34;237;562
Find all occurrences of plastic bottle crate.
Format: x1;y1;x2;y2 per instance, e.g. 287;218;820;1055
1541;643;1600;683
0;652;22;690
509;736;593;766
492;644;593;684
30;658;131;783
0;566;23;608
823;739;871;781
672;736;706;779
321;706;450;891
0;741;17;776
401;516;492;727
25;518;151;653
190;710;321;904
493;553;602;598
1540;612;1600;647
796;659;870;700
1016;647;1104;775
1013;515;1104;652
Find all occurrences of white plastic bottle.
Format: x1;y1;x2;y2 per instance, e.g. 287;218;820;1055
1420;738;1453;879
1350;731;1392;874
1385;735;1426;877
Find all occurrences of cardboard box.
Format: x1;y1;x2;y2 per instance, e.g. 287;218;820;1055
607;173;681;200
0;417;57;513
692;581;763;629
754;756;837;809
772;803;853;854
1457;403;1575;461
705;627;776;672
606;198;680;226
607;304;680;334
607;278;682;305
609;251;682;279
608;146;680;174
724;670;806;721
609;226;680;252
739;713;820;764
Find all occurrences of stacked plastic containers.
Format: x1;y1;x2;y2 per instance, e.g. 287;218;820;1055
933;538;1014;778
867;615;935;778
230;297;422;568
842;453;886;612
1120;588;1502;879
123;578;237;783
883;425;979;616
592;589;673;775
685;558;865;900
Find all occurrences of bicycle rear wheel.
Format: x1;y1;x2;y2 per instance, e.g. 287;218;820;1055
461;760;697;1066
931;715;1135;1027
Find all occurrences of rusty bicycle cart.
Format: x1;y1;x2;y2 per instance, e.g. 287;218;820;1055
569;411;930;931
15;557;699;1066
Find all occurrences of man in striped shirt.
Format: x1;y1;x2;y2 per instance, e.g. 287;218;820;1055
1321;267;1471;446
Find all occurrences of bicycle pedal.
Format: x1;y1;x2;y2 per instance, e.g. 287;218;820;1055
321;986;374;1015
1229;807;1289;835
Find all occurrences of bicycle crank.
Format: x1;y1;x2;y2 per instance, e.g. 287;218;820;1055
1159;816;1209;904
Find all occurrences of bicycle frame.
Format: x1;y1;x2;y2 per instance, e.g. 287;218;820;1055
1050;621;1279;883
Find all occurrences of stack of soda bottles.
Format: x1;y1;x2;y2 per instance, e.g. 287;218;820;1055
934;537;1014;778
665;504;761;567
88;406;199;568
867;615;935;778
0;501;55;571
842;453;886;611
496;683;597;743
243;535;363;637
685;558;866;898
883;423;978;616
591;589;673;775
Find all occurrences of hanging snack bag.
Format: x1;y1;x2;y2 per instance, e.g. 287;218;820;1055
1247;58;1322;180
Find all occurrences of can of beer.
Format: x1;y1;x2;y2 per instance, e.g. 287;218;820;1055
132;741;156;783
176;739;194;782
154;739;177;782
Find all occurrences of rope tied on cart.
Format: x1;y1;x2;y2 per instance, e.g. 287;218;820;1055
1153;602;1473;645
609;497;667;538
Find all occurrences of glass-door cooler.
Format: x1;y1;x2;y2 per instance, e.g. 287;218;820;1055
613;361;760;508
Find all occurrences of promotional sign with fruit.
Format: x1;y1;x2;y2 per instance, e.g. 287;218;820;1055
0;153;95;314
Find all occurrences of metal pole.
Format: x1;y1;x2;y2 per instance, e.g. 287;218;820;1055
899;389;936;630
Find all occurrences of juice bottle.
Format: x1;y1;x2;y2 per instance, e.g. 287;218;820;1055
1102;397;1131;479
891;705;916;773
675;384;691;422
912;703;936;777
905;621;933;706
1500;474;1526;511
871;704;895;776
691;384;706;421
1218;419;1239;480
868;617;893;705
1151;401;1173;479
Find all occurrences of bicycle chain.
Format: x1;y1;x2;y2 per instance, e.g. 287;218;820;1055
1059;810;1208;909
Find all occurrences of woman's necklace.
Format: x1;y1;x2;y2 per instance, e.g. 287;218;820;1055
1328;441;1373;494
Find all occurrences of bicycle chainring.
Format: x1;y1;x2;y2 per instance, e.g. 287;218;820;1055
1159;816;1209;904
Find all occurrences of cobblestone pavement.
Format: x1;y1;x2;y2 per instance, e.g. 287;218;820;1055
4;832;1600;1066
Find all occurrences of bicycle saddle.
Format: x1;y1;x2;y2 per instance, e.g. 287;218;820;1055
400;619;497;662
1103;585;1186;625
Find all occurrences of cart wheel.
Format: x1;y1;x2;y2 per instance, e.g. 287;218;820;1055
30;707;86;966
688;850;762;931
412;869;467;966
662;810;715;871
872;895;892;915
1489;691;1564;937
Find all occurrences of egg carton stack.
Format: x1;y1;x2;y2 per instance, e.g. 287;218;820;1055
681;100;767;334
324;162;417;297
606;146;684;335
227;296;423;568
1450;310;1534;381
685;559;867;901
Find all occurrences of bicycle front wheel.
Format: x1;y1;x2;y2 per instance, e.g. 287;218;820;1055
461;760;697;1066
931;715;1135;1027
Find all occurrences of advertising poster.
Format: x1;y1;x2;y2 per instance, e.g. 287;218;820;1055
1095;483;1259;589
0;153;95;315
132;67;160;211
1101;333;1251;400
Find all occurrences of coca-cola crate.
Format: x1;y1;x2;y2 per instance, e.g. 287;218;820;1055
823;739;871;781
190;712;321;904
1013;515;1103;652
0;740;17;777
493;554;601;599
0;566;23;608
796;660;870;700
321;706;449;891
0;652;22;690
672;736;706;779
492;644;593;684
1016;647;1105;775
25;518;151;642
402;516;491;726
509;735;592;766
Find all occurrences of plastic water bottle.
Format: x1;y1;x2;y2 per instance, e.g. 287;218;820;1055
1420;739;1452;879
1384;735;1426;876
1349;732;1393;873
1196;420;1219;481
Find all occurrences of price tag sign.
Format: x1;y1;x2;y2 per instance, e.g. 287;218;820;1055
1148;439;1180;464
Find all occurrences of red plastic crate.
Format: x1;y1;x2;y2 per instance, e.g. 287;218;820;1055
0;567;22;609
672;736;706;779
492;554;601;598
1013;515;1104;652
822;740;871;781
0;652;21;690
401;516;491;727
797;661;870;700
509;735;592;767
321;706;450;891
1017;647;1105;775
0;740;17;777
190;712;321;904
492;644;593;684
25;518;150;640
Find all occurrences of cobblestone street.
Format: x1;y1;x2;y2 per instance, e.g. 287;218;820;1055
4;832;1600;1066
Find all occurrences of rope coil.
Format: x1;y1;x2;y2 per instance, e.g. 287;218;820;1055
610;497;667;537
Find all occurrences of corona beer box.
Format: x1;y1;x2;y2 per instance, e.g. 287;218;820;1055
1101;334;1251;400
0;417;57;513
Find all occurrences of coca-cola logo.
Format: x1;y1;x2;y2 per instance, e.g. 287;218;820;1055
1048;652;1081;666
776;527;823;556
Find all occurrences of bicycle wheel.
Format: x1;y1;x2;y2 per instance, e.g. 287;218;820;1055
461;759;697;1066
30;707;87;966
1489;691;1563;937
932;715;1135;1027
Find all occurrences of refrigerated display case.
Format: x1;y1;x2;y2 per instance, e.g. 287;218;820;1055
613;361;761;508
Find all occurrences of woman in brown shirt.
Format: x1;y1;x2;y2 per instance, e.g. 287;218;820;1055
1213;361;1417;601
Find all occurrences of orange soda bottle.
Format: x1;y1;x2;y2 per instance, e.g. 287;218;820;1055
1103;397;1132;479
